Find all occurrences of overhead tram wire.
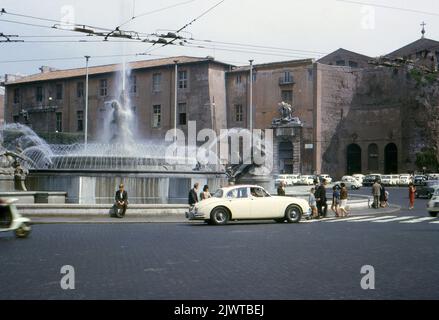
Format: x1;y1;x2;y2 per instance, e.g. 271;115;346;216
144;0;227;54
336;0;439;17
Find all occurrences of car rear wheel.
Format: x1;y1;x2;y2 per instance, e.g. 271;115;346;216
210;207;230;225
429;212;438;217
284;205;302;223
15;222;31;238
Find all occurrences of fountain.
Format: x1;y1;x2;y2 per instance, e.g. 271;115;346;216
0;61;227;204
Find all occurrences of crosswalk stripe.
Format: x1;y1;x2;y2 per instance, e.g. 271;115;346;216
400;217;437;224
326;216;373;222
348;215;396;222
372;216;416;223
301;217;338;223
429;220;439;224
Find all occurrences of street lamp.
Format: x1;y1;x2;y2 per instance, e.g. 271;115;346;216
173;60;178;142
84;55;90;146
249;59;254;133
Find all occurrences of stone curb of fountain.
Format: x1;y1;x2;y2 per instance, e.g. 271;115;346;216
24;205;401;224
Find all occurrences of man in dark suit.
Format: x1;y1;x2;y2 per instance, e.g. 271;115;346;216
188;183;199;206
315;179;328;218
115;183;128;218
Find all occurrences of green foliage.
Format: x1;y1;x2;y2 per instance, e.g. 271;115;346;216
36;132;84;144
415;147;439;172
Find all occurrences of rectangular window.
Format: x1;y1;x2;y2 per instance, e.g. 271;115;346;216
77;111;84;132
77;82;84;98
178;103;187;125
178;70;188;89
281;90;293;104
13;88;20;104
56;83;63;100
348;61;358;68
153;73;161;92
336;60;345;66
100;79;108;97
130;75;137;94
235;104;243;122
36;86;43;102
56;112;62;132
152;105;161;128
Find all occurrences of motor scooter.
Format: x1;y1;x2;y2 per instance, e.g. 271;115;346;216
0;198;32;238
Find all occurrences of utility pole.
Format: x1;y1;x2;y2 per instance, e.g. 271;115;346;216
174;60;178;142
84;55;90;147
249;59;254;133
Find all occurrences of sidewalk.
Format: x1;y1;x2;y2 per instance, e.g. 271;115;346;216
26;204;401;224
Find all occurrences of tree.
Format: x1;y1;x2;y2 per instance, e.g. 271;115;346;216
415;147;439;173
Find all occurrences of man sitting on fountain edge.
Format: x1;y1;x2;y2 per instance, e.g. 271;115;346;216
115;183;128;218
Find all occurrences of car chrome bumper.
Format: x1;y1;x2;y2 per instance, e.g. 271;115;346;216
185;210;206;220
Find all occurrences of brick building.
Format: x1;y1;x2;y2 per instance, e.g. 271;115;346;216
4;56;230;140
4;36;439;178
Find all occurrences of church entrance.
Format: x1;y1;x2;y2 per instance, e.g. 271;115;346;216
347;144;362;175
279;141;294;173
385;143;398;174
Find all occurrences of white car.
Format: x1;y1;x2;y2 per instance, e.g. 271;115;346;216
352;174;365;184
299;175;315;185
275;174;300;186
186;185;310;225
336;176;362;189
319;174;332;184
380;175;392;185
399;174;412;186
427;189;439;217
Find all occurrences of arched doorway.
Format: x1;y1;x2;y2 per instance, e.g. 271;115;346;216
279;141;294;173
347;144;362;175
368;143;379;171
385;143;398;174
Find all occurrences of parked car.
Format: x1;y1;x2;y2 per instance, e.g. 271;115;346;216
185;185;310;225
352;174;365;184
299;175;315;185
415;180;439;199
413;175;427;186
380;175;392;186
362;174;382;186
274;174;300;186
335;176;362;190
319;174;332;184
427;189;439;217
398;174;413;186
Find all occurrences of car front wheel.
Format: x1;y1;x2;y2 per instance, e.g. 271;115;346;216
210;207;230;225
284;205;302;223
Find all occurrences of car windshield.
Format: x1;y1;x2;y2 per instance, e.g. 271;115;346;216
213;189;224;198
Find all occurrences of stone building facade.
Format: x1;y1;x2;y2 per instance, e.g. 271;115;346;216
0;86;4;126
4;36;439;178
4;56;230;141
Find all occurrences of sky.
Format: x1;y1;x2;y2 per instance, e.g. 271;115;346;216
1;0;439;76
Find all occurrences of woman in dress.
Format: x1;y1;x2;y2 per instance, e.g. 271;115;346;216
408;182;416;209
200;185;211;201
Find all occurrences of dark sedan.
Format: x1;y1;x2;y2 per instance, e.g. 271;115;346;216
415;181;439;199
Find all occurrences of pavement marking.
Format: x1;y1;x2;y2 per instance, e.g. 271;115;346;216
348;215;396;222
372;216;416;223
399;217;438;224
429;220;439;224
301;217;338;223
326;216;373;222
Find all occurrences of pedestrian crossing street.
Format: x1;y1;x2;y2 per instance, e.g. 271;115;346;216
301;215;439;225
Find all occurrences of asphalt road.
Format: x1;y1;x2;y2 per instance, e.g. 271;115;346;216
0;187;438;300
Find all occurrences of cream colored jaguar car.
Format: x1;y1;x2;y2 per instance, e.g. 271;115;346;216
186;185;310;225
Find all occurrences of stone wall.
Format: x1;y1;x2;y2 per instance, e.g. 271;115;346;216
314;62;439;178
